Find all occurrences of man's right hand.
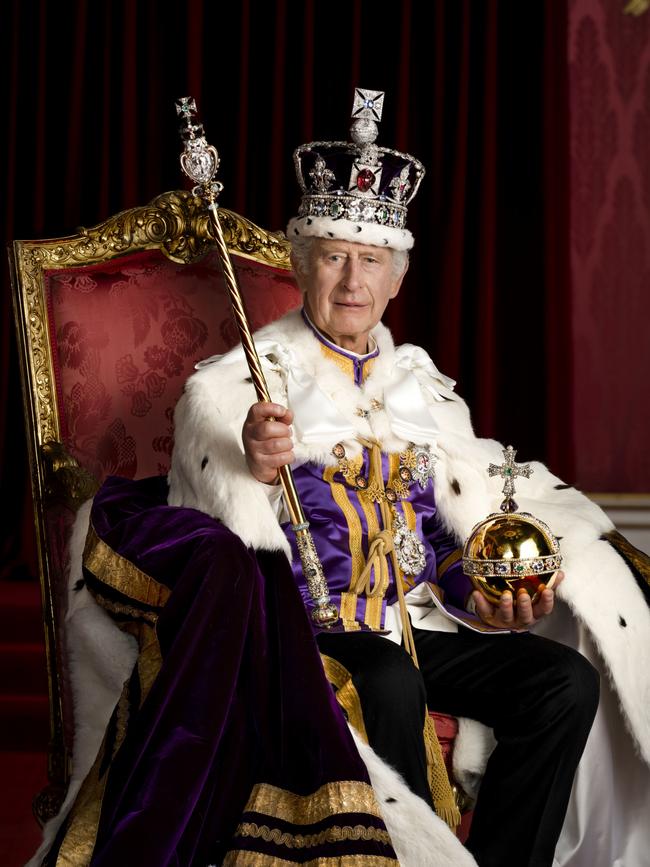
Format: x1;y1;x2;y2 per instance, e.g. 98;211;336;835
242;402;295;484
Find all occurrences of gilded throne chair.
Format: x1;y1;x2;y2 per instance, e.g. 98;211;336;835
9;191;466;831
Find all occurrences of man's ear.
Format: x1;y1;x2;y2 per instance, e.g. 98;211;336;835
290;250;306;291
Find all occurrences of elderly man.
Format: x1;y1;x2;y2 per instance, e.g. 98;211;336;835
236;235;601;862
169;90;604;867
170;90;650;866
35;90;650;867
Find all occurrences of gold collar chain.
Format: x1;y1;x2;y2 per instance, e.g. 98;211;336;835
331;441;433;504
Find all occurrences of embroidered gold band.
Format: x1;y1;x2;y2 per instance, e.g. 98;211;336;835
222;852;397;866
323;466;364;584
323;465;364;630
233;822;391;848
242;780;382;826
91;591;159;625
55;619;163;865
83;523;171;609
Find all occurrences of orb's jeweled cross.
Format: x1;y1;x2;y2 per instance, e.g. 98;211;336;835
488;445;533;513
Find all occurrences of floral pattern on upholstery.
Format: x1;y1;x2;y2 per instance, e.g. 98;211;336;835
46;248;301;484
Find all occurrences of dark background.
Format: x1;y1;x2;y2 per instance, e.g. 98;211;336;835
2;0;572;581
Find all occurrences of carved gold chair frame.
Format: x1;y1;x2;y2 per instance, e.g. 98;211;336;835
8;190;292;822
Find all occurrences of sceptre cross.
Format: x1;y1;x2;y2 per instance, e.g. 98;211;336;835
488;445;533;513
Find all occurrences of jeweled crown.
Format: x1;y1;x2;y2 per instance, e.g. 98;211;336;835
287;88;425;252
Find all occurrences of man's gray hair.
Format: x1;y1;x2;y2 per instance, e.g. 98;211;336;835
290;236;409;281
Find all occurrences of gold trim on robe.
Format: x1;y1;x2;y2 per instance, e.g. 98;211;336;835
320;655;370;744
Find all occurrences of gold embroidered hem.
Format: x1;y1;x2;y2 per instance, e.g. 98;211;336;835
232;822;391;848
222;852;398;866
90;590;159;625
55;519;166;867
52;749;107;866
83;523;172;609
54;621;163;866
241;780;382;826
226;779;395;866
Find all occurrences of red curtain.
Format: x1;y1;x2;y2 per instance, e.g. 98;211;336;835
0;0;572;580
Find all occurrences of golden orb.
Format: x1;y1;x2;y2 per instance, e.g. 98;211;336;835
463;512;562;606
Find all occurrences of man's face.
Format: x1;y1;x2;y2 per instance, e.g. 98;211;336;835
293;238;407;354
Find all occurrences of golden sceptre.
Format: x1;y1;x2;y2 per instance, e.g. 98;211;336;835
175;97;339;628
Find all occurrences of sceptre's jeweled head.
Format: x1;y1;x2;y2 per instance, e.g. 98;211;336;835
287;88;425;252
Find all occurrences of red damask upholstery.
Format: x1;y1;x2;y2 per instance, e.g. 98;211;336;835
47;248;300;483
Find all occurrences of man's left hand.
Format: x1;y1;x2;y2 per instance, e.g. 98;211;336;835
472;571;565;631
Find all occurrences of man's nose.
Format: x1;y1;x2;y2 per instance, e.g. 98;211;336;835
342;257;363;289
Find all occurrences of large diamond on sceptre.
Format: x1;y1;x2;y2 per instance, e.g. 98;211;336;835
462;446;562;605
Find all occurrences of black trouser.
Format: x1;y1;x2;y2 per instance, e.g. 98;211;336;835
317;626;599;867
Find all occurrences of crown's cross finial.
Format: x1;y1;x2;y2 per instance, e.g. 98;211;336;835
349;87;385;181
350;87;384;163
352;88;384;122
488;445;533;514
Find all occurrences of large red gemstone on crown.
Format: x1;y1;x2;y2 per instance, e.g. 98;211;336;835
356;169;375;192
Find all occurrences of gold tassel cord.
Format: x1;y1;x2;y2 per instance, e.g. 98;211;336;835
424;713;461;829
350;530;394;598
357;438;460;829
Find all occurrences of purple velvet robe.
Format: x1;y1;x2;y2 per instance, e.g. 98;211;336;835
43;476;397;866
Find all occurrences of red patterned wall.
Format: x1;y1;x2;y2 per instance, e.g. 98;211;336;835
570;0;650;492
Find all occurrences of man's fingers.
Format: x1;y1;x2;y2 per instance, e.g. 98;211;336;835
256;450;295;469
247;402;293;423
532;587;555;618
242;402;295;484
515;590;534;625
249;420;294;444
256;436;294;455
552;570;565;589
498;591;515;625
473;591;494;622
474;582;558;630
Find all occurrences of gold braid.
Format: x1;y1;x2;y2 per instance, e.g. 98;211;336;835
357;438;460;829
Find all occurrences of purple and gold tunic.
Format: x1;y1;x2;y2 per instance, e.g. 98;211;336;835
282;313;480;636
